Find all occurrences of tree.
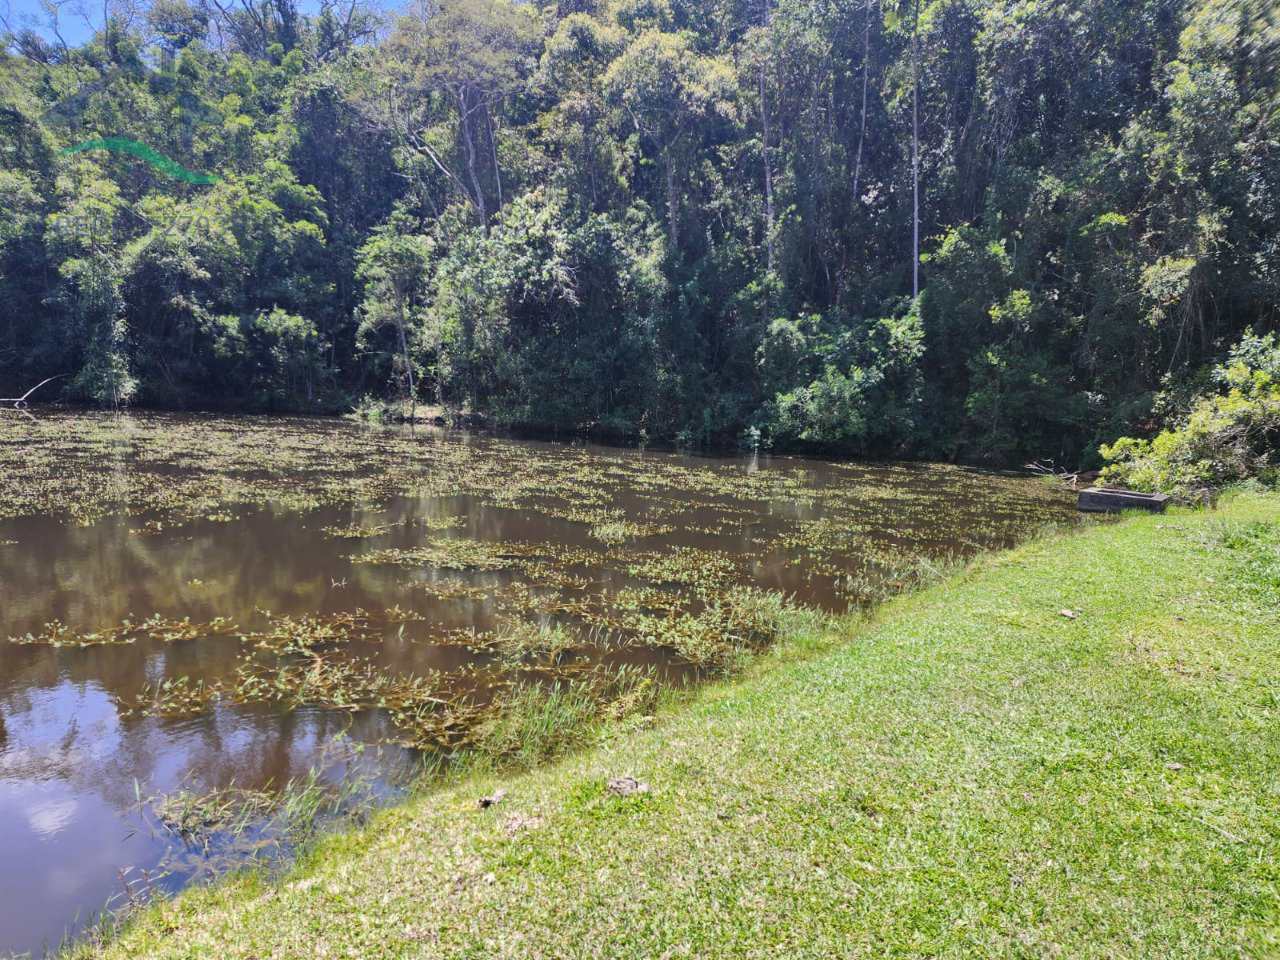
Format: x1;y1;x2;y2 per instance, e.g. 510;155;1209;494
0;0;1276;466
905;0;920;297
355;216;434;416
602;30;735;251
44;163;137;406
377;0;539;230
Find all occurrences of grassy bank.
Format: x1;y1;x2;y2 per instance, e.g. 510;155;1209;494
78;493;1280;958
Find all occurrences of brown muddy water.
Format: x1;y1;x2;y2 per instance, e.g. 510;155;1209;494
0;412;1076;956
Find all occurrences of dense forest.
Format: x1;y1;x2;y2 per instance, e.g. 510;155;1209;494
0;0;1277;464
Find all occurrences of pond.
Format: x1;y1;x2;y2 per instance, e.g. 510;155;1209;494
0;412;1076;957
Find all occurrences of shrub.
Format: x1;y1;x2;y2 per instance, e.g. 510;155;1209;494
1101;331;1280;496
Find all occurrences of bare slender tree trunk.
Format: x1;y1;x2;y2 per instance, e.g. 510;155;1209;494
459;91;489;233
396;295;416;422
666;158;680;250
911;0;920;299
852;0;873;202
759;0;776;276
760;69;776;276
485;104;504;211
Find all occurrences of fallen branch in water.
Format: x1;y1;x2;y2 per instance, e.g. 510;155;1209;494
0;375;64;408
1025;459;1101;489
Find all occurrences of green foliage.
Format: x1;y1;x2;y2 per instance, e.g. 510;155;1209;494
0;0;1277;462
427;188;668;434
756;305;925;450
248;306;324;406
355;216;435;408
1101;331;1280;495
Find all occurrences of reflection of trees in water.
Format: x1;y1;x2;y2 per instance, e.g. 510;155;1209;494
0;418;1079;913
0;507;358;637
0;674;389;812
0;490;514;815
8;491;487;635
0;682;140;792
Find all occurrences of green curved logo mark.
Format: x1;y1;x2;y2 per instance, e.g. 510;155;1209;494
61;137;219;185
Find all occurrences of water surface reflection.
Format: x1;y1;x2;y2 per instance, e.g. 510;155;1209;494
0;413;1075;955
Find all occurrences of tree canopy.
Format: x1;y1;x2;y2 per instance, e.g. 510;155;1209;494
1;0;1277;464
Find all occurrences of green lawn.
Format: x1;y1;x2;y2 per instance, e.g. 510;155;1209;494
83;492;1280;958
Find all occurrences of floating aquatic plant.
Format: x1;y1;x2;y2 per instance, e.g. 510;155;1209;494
481;619;580;665
354;539;543;571
128;676;221;716
590;519;674;544
322;522;392;539
150;784;276;853
0;411;1076;765
620;587;790;669
9;615;238;648
625;546;742;591
404;577;494;600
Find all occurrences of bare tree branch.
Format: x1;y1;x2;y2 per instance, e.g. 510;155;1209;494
1;375;65;407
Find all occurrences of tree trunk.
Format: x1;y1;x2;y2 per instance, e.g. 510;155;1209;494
459;90;489;233
760;67;776;276
852;0;873;202
666;157;680;250
396;294;416;422
485;104;504;212
759;0;775;277
911;0;920;299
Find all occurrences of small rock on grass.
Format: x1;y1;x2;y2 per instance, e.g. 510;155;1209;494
607;776;650;797
502;812;544;836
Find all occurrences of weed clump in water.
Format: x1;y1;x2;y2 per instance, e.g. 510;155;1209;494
483;619;580;666
835;552;966;606
150;785;276;853
466;665;659;770
10;615;238;648
625;546;742;590
622;587;790;669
